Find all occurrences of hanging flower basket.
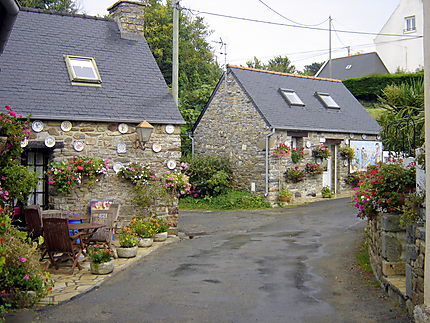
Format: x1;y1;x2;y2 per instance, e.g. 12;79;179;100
272;143;291;157
291;147;304;163
339;146;355;159
312;144;330;159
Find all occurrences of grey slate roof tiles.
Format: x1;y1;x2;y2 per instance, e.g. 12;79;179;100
228;65;380;134
0;8;184;124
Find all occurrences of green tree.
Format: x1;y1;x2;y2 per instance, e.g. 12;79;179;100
246;56;264;69
17;0;78;12
245;55;295;73
143;0;222;154
301;62;324;76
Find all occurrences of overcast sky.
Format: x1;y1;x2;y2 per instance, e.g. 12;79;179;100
78;0;400;70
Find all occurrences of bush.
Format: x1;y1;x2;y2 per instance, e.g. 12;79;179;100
400;192;425;228
182;155;233;196
321;186;334;198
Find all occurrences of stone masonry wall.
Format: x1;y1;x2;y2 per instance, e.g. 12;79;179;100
406;223;425;308
193;73;270;194
27;121;181;227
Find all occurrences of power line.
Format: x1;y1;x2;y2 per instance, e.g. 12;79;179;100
184;7;423;38
256;0;328;27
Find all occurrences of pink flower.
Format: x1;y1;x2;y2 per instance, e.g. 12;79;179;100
23;275;29;280
19;257;27;262
5;105;11;110
9;111;16;117
48;181;54;185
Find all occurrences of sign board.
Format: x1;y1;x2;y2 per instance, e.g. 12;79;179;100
350;141;383;173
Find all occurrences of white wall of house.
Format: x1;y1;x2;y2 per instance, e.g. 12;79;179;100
374;0;423;73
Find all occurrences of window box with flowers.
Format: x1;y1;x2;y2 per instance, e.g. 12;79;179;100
339;146;355;160
312;144;330;159
284;167;305;183
291;147;304;163
304;162;323;176
272;143;291;157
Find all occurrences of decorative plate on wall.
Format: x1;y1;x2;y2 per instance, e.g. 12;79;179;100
20;137;28;148
362;134;367;139
61;121;72;132
349;133;355;138
44;136;56;148
152;143;162;153
117;143;126;154
283;140;290;147
73;141;84;152
118;123;129;134
166;160;177;170
112;162;124;173
305;141;312;148
165;124;175;134
31;120;44;133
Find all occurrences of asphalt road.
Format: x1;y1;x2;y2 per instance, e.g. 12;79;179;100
33;198;411;323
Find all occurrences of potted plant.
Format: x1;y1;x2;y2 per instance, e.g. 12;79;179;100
278;189;293;203
87;244;114;274
271;143;291;157
339;146;355;159
304;162;323;176
284;167;305;183
148;217;170;242
312;144;330;159
321;186;334;198
130;218;155;248
291;147;304;164
116;228;138;258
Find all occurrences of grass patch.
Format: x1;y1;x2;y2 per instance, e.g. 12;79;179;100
356;240;373;274
179;191;271;210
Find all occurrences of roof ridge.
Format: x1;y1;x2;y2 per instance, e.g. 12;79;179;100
20;7;112;21
227;64;342;83
331;52;376;61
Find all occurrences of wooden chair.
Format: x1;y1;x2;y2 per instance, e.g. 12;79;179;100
89;204;120;249
24;205;43;239
43;218;84;271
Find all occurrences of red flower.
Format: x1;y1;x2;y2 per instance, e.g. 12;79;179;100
77;165;84;170
9;111;16;117
4;105;11;110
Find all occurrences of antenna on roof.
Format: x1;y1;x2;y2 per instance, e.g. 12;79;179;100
213;37;227;71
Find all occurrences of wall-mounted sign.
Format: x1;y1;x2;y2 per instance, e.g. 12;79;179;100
350;140;383;173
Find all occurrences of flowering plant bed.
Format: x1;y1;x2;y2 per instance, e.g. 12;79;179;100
284;167;305;183
291;147;304;163
312;144;330;159
304;162;323;175
272;143;291;157
164;172;192;197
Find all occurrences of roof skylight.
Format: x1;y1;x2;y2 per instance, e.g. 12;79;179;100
279;89;305;106
315;92;340;109
64;55;102;85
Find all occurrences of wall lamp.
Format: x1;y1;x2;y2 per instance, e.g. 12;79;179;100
135;120;153;150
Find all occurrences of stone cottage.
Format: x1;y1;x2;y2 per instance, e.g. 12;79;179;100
0;1;184;226
192;65;381;202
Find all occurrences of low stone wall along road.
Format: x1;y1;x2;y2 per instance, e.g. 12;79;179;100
36;198;411;322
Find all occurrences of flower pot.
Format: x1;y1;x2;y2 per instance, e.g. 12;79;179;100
116;246;138;258
137;237;154;248
90;260;114;275
279;196;291;203
154;232;168;242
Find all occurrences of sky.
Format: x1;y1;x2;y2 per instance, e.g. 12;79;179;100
77;0;401;71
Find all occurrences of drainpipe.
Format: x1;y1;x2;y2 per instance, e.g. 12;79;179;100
265;128;276;197
187;132;194;156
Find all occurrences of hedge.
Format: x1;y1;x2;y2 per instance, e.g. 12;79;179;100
342;72;423;102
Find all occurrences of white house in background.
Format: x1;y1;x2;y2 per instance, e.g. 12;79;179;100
374;0;423;73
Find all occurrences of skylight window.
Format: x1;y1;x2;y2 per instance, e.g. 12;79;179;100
315;92;340;109
64;55;102;85
345;64;352;70
279;89;305;106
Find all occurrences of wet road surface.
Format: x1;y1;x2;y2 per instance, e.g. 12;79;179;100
35;198;411;322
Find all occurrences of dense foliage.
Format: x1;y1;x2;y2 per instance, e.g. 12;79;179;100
246;55;296;73
17;0;77;12
342;72;423;102
182;155;233;196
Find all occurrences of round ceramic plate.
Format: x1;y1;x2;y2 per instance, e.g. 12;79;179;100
73;140;84;152
349;133;355;138
20;137;28;148
117;143;126;154
152;143;161;153
283;141;290;147
165;124;175;134
44;136;56;148
31;120;44;133
112;162;124;173
362;134;367;139
61;121;72;132
167;160;177;170
305;141;312;148
118;123;129;134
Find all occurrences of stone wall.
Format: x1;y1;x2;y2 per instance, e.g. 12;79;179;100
27;120;181;227
406;223;425;309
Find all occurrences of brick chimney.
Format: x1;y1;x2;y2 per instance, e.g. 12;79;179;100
107;1;147;40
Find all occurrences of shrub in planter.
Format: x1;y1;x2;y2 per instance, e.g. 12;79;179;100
400;192;425;228
87;244;114;274
129;218;156;247
116;228;138;258
321;186;334;198
284;167;305;183
278;189;293;203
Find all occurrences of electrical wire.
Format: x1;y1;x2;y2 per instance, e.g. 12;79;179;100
184;7;423;38
331;21;346;47
256;0;329;27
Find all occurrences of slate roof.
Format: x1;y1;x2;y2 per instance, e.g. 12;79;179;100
315;52;389;80
200;65;380;134
0;8;184;124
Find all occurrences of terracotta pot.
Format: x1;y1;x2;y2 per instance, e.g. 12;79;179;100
116;246;138;258
279;196;291;203
154;232;168;242
137;238;154;248
90;260;114;275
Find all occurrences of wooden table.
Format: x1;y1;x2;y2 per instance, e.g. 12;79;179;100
68;223;106;252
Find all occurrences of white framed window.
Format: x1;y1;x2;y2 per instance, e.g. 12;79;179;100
404;16;416;32
315;92;340;109
64;55;102;84
279;88;305;106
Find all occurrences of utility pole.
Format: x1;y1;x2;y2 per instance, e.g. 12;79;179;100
347;46;351;56
328;16;332;78
172;0;180;107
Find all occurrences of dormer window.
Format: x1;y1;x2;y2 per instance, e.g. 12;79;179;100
404;16;416;32
279;88;305;106
315;92;340;109
64;55;102;85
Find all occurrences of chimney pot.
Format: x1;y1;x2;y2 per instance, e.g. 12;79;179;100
108;1;147;39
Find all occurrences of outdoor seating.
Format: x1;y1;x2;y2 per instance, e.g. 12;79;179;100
42;218;84;272
89;204;120;249
24;205;43;239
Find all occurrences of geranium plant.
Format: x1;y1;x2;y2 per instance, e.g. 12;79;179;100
284;167;305;183
304;162;323;175
291;147;304;163
117;162;156;185
339;146;355;159
272;143;291;157
312;144;330;159
87;244;113;264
